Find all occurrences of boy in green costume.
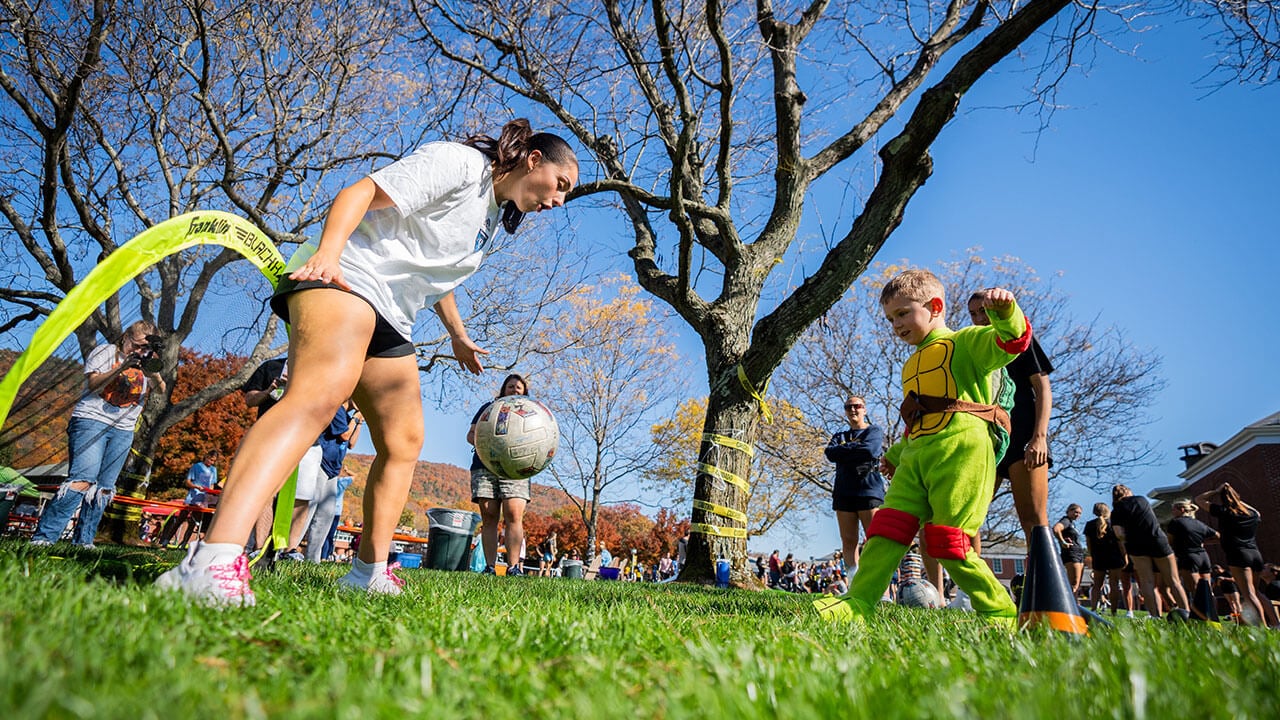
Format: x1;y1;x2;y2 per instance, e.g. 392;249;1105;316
816;269;1029;625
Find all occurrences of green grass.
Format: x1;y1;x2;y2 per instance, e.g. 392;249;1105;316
2;541;1277;719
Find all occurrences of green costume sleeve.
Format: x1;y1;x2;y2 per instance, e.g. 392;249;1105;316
968;301;1027;377
885;437;904;468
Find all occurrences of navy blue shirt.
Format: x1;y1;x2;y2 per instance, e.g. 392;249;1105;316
320;406;353;479
825;425;885;500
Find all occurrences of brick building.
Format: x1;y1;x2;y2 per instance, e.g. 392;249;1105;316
1149;410;1280;565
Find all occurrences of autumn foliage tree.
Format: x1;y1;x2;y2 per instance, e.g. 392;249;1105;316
150;350;257;494
649;396;828;538
0;350;81;469
532;275;680;562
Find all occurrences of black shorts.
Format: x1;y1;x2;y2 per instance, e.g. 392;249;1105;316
271;277;415;358
1224;546;1264;572
996;432;1054;479
1061;549;1086;565
1177;550;1211;574
833;495;883;513
1091;554;1125;572
1126;535;1173;559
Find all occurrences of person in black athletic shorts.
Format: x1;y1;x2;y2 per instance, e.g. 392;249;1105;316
968;293;1053;541
1053;503;1086;595
1197;482;1266;626
825;395;885;571
1165;499;1218;604
1084;502;1127;614
1110;484;1190;620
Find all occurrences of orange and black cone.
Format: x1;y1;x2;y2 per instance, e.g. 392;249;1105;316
1192;577;1221;626
1018;525;1089;637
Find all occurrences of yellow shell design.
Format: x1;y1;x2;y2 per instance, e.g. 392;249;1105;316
901;338;957;437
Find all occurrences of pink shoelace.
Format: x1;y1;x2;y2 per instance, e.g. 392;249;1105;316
385;562;406;589
211;555;253;597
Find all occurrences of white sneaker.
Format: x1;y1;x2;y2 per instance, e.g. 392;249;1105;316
338;561;405;596
28;539;53;546
155;544;256;607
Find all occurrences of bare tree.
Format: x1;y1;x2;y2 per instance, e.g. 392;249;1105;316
0;1;576;476
533;275;681;562
413;0;1108;583
1193;0;1280;84
776;251;1165;551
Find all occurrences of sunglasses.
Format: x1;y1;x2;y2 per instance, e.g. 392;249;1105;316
844;403;865;410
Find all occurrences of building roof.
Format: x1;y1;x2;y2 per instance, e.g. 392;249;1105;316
14;461;68;479
1149;410;1280;499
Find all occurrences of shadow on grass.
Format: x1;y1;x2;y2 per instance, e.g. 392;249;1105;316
0;539;176;586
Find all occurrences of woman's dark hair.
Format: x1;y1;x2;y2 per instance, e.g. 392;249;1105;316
497;373;529;398
1112;484;1131;503
463;119;576;233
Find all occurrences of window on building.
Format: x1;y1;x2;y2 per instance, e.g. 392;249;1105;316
1014;558;1025;575
992;558;1004;574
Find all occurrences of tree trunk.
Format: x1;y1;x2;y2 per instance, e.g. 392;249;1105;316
677;362;762;588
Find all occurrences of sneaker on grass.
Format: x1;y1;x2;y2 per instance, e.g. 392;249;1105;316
338;560;405;596
155;543;256;608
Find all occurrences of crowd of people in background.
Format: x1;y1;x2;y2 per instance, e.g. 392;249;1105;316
757;551;850;595
1081;481;1276;626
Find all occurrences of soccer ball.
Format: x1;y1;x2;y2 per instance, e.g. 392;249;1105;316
473;395;559;479
896;580;942;609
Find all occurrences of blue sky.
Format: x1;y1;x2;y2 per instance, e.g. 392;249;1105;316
751;20;1280;558
350;18;1279;559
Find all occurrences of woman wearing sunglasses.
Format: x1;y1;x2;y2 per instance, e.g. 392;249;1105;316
825;396;885;573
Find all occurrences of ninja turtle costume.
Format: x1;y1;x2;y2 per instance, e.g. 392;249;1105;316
818;302;1031;624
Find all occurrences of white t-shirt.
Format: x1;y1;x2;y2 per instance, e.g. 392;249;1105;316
71;343;149;430
285;142;501;339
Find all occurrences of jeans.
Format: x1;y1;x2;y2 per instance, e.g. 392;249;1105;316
303;473;341;562
32;416;135;545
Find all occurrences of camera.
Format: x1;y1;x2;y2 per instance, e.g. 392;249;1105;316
133;333;166;373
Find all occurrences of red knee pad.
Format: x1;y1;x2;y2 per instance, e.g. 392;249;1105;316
923;523;971;561
866;508;920;546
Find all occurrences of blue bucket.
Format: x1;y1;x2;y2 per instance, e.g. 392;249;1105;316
715;559;731;588
397;552;422;569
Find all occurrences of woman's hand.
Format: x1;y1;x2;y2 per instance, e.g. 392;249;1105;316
879;457;895;478
451;335;489;375
1024;433;1049;468
288;250;351;291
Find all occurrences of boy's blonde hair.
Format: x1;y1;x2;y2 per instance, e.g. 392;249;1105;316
880;269;945;307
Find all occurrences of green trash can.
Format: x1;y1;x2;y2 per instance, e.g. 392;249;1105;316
454;512;481;571
562;559;583;579
427;508;475;571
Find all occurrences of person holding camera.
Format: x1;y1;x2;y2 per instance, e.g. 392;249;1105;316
31;321;167;547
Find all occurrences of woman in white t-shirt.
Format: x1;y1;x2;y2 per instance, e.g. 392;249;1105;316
31;320;166;547
158;119;578;606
